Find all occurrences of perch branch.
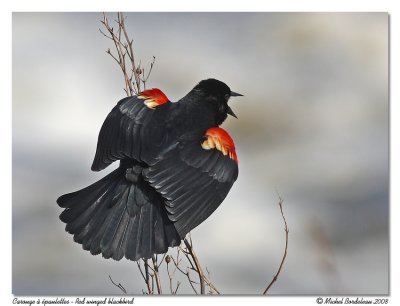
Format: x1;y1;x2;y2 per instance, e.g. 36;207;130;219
183;238;205;294
170;250;199;294
263;194;289;294
144;259;153;294
152;255;162;294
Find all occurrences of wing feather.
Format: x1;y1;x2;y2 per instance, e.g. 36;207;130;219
143;132;238;238
91;95;171;171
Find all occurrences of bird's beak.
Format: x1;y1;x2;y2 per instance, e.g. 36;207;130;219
227;106;238;119
230;91;243;97
228;91;241;118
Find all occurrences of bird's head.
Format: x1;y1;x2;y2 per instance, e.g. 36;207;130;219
192;78;243;126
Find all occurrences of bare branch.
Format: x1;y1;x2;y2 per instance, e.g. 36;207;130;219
166;255;181;294
141;56;156;89
263;194;289;294
151;273;155;293
166;256;174;294
106;48;121;66
183;238;205;294
118;12;141;92
109;275;127;294
204;268;220;294
158;253;167;267
136;261;147;283
170;236;219;294
143;259;152;294
185;268;199;294
98;28;114;40
179;246;196;271
152;255;162;294
170;250;187;276
170;250;198;294
101;12;157;96
101;13;133;95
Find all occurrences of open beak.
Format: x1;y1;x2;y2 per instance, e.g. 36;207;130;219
227;106;238;119
230;91;243;97
228;91;242;118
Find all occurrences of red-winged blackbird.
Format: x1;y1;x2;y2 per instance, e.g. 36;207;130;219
57;78;242;261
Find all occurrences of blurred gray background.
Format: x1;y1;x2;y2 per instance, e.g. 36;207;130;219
12;12;388;295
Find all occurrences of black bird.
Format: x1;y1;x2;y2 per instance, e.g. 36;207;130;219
57;78;242;261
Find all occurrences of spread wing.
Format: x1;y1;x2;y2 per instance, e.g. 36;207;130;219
143;129;238;238
91;89;171;171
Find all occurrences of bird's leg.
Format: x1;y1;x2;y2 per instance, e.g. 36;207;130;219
125;165;142;183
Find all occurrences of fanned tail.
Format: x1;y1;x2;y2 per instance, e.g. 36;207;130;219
57;165;181;261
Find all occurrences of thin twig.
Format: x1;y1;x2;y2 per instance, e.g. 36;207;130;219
204;268;220;294
101;13;133;95
170;251;199;294
136;261;148;287
263;194;289;294
183;238;205;294
179;246;196;271
176;237;220;294
152;255;162;294
144;259;152;294
101;12;157;96
174;281;181;294
158;253;167;267
185;269;199;294
118;12;141;92
151;273;155;293
166;257;174;294
166;255;181;294
98;28;113;40
109;275;127;294
141;56;156;89
170;254;187;276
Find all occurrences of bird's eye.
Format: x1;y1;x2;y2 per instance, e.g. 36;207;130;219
224;94;230;100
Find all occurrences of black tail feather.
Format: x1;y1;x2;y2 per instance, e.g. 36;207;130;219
57;165;181;261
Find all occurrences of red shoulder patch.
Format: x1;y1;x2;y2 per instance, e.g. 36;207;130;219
138;88;169;109
201;127;238;164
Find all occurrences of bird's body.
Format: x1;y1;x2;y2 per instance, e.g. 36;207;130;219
57;79;241;261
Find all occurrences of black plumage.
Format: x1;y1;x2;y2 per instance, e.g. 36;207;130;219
57;78;242;261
